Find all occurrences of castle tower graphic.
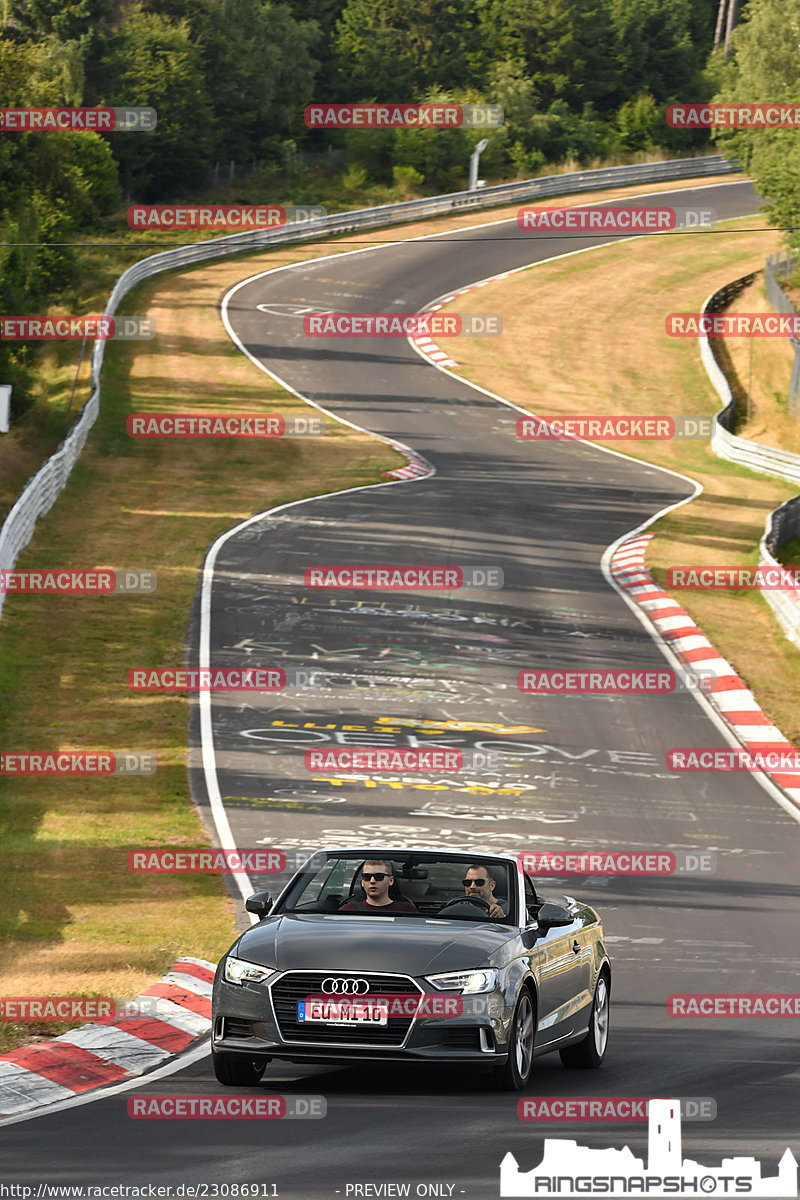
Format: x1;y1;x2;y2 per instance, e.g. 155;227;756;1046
500;1098;798;1198
649;1098;680;1171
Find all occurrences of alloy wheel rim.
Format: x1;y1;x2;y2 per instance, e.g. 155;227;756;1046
593;977;609;1056
515;993;535;1077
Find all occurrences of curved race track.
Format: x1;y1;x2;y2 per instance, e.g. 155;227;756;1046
4;179;800;1198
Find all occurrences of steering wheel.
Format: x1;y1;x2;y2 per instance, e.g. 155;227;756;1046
439;895;492;914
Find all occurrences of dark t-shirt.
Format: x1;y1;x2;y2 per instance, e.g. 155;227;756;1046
339;899;417;913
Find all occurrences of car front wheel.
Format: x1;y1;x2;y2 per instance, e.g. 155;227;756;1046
492;988;536;1091
212;1048;268;1086
560;970;610;1069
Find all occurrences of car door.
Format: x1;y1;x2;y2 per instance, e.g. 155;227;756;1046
524;881;587;1048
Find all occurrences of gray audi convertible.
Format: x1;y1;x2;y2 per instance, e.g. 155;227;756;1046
211;847;611;1091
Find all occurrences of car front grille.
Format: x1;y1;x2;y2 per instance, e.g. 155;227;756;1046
270;972;423;1046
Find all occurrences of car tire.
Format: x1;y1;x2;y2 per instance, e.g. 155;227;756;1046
559;969;610;1070
212;1048;268;1087
492;987;536;1091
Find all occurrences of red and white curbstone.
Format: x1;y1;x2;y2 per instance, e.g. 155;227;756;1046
611;533;800;806
411;302;458;368
0;957;215;1118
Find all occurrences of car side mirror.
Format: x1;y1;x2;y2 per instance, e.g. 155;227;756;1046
536;902;573;929
245;891;273;918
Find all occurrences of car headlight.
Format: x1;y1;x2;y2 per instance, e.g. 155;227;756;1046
223;956;277;986
426;969;498;994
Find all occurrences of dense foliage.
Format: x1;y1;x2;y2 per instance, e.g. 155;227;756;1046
711;0;800;253
0;0;753;413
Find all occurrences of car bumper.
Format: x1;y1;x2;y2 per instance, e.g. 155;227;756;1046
212;973;513;1066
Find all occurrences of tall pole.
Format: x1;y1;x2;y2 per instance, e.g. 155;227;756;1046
714;0;727;46
724;0;740;59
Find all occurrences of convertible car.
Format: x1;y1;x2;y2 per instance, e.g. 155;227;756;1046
211;847;611;1091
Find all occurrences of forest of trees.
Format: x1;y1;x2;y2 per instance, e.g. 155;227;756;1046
3;0;798;409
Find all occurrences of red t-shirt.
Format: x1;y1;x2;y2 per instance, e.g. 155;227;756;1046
339;899;418;913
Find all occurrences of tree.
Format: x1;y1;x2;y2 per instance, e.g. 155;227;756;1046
712;0;800;249
487;0;620;117
608;0;707;106
334;0;490;98
99;5;215;199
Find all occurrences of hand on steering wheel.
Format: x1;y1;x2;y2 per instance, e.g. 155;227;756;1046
439;895;492;913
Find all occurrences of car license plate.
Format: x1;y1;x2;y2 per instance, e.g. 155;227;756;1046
297;999;388;1026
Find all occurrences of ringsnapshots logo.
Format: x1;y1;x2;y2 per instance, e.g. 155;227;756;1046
518;668;717;694
517;1098;717;1123
128;1095;325;1119
500;1098;798;1197
517;415;712;441
1;317;154;340
127;204;325;229
0;107;156;131
302;313;501;337
518;850;716;876
304;103;503;128
667;102;800;129
126;414;323;438
0;569;156;594
1;751;156;776
667;313;800;337
127;668;285;691
666;566;800;591
304;566;503;590
517;206;715;233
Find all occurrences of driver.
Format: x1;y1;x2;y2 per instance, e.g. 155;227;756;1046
339;860;418;913
462;865;508;919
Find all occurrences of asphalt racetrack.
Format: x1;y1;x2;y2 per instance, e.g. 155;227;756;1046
4;179;800;1198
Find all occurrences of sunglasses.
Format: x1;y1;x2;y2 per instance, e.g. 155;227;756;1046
362;872;389;882
463;878;488;888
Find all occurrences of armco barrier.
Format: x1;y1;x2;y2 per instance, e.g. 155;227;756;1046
0;153;738;622
760;497;800;650
704;280;800;485
700;277;800;644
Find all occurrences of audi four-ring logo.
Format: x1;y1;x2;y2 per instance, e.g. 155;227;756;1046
321;977;370;994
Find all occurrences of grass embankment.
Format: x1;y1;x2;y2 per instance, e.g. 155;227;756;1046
0;252;403;1054
719;276;800;453
0;171;743;1053
443;215;800;746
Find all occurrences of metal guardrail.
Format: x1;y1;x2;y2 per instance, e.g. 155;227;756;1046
701;276;800;645
704;279;800;481
760;498;800;649
0;153;739;622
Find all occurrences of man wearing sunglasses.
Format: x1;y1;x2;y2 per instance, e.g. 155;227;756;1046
339;860;418;913
462;865;507;918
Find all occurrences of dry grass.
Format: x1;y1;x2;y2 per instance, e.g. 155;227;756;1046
0;254;400;1053
720;278;799;452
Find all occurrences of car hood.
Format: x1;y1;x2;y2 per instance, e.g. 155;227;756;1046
234;914;517;975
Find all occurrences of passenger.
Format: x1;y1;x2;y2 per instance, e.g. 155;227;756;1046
339;860;418;913
462;864;508;918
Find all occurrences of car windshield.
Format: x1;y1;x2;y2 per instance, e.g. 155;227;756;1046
277;852;517;923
